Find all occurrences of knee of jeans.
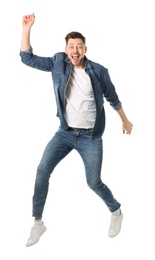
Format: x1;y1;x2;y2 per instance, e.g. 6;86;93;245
87;179;102;191
36;164;51;181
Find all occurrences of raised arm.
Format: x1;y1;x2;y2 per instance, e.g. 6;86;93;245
21;13;35;51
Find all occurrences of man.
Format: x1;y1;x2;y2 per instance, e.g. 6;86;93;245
20;13;133;247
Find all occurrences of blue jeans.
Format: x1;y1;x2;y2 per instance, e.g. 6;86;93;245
32;127;121;217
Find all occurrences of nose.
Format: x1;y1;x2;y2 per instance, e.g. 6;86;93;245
74;46;79;52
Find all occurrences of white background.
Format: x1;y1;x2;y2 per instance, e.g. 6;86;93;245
0;0;154;259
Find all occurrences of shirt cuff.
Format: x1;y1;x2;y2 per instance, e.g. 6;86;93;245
20;47;33;54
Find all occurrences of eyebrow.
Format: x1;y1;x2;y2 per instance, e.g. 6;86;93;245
68;43;83;46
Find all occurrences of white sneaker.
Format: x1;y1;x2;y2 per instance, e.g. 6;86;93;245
108;210;123;238
26;223;47;247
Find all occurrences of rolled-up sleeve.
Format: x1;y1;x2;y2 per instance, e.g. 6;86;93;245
20;47;53;72
111;101;122;111
102;68;122;111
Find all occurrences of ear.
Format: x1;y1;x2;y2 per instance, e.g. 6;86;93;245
65;46;67;54
85;46;87;53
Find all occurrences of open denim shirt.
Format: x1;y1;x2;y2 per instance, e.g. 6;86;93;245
20;48;122;140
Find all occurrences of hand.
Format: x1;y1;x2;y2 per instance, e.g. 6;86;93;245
22;13;35;29
122;120;133;134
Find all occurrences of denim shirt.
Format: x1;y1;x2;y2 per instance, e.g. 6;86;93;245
20;48;122;140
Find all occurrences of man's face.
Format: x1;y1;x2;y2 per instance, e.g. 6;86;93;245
65;38;87;68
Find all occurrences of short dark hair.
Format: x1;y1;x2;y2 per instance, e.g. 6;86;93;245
65;31;86;45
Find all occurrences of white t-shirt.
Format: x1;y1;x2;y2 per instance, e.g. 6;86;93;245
64;68;96;128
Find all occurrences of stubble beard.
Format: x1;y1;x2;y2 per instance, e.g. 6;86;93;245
72;57;85;68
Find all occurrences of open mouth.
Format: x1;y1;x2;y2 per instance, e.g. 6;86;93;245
72;54;80;61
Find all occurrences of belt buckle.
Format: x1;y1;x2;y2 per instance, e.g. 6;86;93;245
74;128;80;132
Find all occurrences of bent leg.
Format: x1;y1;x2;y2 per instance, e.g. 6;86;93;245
77;136;121;212
33;129;73;217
